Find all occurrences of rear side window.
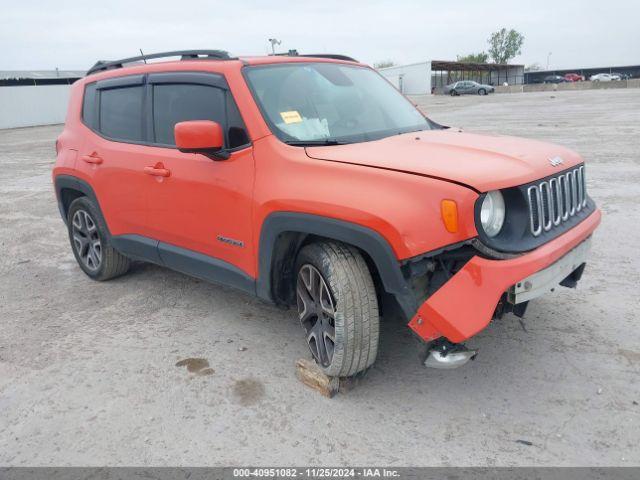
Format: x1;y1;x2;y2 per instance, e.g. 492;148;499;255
99;86;144;142
82;82;97;129
153;84;225;146
82;73;250;148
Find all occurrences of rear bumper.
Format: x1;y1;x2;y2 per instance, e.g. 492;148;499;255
408;208;602;343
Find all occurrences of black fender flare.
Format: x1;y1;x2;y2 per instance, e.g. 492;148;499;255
256;212;417;319
54;175;106;230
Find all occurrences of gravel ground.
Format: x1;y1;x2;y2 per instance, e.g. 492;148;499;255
0;89;639;466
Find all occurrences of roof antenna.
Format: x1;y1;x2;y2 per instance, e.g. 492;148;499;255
139;49;147;63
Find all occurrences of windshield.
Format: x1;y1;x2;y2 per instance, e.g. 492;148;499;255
244;63;430;145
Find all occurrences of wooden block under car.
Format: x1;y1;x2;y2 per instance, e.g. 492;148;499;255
295;358;340;398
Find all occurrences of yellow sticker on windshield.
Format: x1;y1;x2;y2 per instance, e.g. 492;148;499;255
280;110;303;124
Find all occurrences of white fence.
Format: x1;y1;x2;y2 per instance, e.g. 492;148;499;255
0;85;71;129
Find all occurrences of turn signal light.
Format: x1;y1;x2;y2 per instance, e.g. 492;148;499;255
441;200;459;233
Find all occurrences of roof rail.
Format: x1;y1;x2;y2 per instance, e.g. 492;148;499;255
271;50;358;63
301;54;359;62
87;50;233;76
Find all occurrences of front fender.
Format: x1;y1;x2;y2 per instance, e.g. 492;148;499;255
256;212;418;318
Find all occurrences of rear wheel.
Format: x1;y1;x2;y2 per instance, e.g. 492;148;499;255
295;242;379;377
67;197;130;281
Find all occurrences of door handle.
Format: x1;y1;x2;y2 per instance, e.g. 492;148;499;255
81;153;103;164
144;165;171;177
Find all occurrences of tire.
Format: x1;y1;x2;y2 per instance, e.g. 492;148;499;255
450;90;458;96
67;196;130;281
478;88;486;95
294;241;379;377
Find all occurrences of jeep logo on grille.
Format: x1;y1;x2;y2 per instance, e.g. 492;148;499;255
549;156;564;167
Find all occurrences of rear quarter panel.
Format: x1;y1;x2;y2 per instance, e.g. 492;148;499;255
53;81;86;179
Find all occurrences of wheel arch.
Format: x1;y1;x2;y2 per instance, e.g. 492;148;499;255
257;212;417;319
54;175;106;231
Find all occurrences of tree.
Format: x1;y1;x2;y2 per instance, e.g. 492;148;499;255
487;28;524;64
374;60;395;69
456;52;489;63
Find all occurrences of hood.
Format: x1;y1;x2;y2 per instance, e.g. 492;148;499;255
305;129;584;191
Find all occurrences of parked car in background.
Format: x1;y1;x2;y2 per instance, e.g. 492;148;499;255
611;72;630;80
590;73;619;82
443;80;495;96
564;73;584;82
543;75;566;84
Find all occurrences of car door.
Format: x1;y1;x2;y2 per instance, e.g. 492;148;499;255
76;76;152;238
459;81;472;94
141;72;256;278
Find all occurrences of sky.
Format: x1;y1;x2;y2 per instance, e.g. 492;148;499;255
2;0;639;71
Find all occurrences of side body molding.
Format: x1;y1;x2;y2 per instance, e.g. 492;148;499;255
157;241;255;295
110;234;256;295
257;212;418;318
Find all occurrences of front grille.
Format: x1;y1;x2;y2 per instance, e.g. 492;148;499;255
527;165;587;237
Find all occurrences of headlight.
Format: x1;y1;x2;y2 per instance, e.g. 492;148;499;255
480;190;506;237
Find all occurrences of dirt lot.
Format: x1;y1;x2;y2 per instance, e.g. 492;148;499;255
1;89;639;466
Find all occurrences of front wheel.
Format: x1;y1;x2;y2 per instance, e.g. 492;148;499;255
478;88;487;95
450;90;458;96
295;242;379;377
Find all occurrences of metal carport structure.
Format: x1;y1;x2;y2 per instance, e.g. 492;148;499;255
430;60;524;93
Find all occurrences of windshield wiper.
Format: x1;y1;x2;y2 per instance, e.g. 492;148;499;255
285;139;346;146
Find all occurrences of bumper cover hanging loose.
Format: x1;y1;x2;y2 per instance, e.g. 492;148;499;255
408;209;602;343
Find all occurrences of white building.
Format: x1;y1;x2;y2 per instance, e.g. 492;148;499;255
377;62;432;95
0;70;84;129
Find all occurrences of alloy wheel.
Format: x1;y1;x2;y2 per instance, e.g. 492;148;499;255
71;209;102;271
296;264;336;368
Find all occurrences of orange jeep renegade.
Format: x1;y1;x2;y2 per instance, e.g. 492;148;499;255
53;50;601;376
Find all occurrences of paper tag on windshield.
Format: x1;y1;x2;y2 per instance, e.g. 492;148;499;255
280;111;303;124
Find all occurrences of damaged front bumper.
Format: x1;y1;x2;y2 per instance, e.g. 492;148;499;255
407;208;602;343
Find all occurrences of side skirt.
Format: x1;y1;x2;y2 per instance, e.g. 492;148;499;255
111;234;256;296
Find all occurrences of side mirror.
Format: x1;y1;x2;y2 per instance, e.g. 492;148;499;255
174;120;229;160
